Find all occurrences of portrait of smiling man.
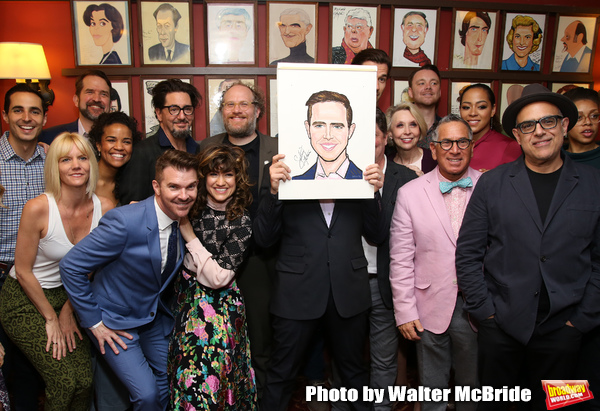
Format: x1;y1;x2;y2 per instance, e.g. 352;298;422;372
147;3;190;64
400;11;431;66
293;90;362;180
270;6;314;65
332;7;375;64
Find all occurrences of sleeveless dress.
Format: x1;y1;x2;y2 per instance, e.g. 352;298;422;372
168;206;256;410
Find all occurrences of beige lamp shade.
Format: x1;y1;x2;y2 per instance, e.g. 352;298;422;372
0;42;51;80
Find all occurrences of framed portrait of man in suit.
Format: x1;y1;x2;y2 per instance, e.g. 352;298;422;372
205;1;257;66
391;7;439;68
71;0;133;66
329;4;379;65
141;76;192;135
139;0;193;66
450;9;498;71
551;15;598;74
268;2;317;66
277;63;376;200
205;76;256;137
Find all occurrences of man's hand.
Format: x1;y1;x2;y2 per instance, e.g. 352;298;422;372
398;319;424;341
364;163;384;192
269;154;291;195
90;323;133;355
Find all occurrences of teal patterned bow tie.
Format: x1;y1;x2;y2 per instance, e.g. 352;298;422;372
439;177;472;194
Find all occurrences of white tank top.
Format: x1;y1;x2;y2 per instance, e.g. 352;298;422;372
9;193;102;288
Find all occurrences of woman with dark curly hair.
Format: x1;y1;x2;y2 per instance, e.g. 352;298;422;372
169;144;257;410
83;3;124;64
88;112;141;206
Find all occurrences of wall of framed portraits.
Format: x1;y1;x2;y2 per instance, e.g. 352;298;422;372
0;0;599;141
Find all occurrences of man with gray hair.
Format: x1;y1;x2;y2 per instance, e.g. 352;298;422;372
148;3;190;63
271;8;314;64
400;11;431;66
332;8;374;64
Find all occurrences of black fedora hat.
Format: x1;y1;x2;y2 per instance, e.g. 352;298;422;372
501;83;578;137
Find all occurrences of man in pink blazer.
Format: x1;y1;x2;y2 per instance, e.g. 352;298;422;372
390;114;481;411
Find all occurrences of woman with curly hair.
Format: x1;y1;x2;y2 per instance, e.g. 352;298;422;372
169;144;256;410
501;15;543;71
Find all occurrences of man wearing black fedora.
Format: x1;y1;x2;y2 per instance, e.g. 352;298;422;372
456;83;600;410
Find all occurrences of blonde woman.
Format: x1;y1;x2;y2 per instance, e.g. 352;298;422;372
0;133;113;410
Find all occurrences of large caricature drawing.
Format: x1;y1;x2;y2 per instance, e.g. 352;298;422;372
277;63;375;200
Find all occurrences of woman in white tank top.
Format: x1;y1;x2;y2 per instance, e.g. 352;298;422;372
0;132;114;410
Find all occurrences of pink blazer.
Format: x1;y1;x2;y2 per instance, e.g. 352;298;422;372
389;167;482;334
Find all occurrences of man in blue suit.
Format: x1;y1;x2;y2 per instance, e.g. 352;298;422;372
456;84;600;410
60;150;199;410
147;3;190;63
40;70;111;144
293;90;363;180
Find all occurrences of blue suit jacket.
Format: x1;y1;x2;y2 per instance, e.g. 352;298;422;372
60;196;184;335
456;156;600;344
292;159;363;180
40;120;78;145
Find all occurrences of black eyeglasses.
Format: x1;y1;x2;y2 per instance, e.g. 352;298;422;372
432;138;472;151
162;105;194;116
515;115;563;134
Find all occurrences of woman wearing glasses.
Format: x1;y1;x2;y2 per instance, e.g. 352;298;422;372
563;87;600;169
459;84;521;172
386;102;437;177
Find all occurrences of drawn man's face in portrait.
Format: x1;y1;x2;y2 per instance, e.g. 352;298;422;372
402;14;428;53
465;16;489;58
305;101;356;163
156;9;178;49
512;25;534;58
343;17;373;53
561;21;583;57
278;14;312;49
89;10;113;47
218;14;248;50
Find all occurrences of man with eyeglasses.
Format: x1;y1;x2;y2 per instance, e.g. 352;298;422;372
332;8;374;64
119;79;201;204
456;83;600;410
390;114;480;411
199;81;277;400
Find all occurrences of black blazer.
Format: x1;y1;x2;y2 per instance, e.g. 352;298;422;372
254;191;386;320
456;156;600;344
148;41;190;62
40;120;78;144
377;161;418;309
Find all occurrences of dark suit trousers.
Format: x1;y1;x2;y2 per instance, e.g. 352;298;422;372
477;319;582;411
261;293;370;411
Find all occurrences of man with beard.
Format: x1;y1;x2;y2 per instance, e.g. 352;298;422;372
119;79;201;204
199;81;277;400
40;70;111;144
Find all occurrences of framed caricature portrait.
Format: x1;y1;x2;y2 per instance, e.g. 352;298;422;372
330;4;379;64
71;0;132;66
205;1;257;66
109;77;132;115
205;77;256;137
139;0;193;66
551;82;592;93
451;10;498;71
500;13;546;72
499;82;530;120
449;81;491;115
268;2;317;66
141;77;191;135
268;77;278;136
391;8;438;68
277;63;376;200
552;15;598;73
393;80;412;105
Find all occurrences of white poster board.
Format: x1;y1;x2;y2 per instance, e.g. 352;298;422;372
277;63;376;200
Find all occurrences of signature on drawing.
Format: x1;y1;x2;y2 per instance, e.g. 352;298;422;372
294;146;311;169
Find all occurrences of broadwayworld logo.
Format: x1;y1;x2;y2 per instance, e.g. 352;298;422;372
542;380;594;409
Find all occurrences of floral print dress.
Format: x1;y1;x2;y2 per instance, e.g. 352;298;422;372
168;207;256;410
